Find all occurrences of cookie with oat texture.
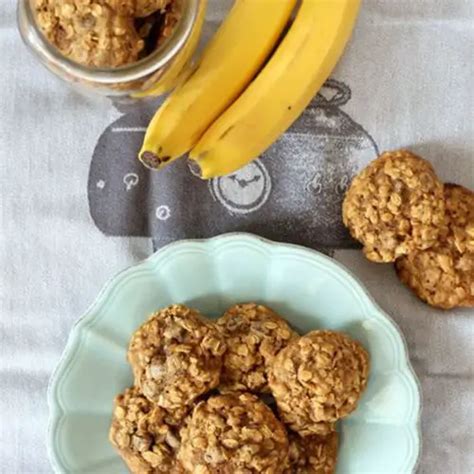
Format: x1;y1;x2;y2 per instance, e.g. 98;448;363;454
178;392;289;473
395;183;474;309
34;0;145;67
216;303;297;393
342;150;445;262
269;330;369;436
109;386;184;473
284;431;339;474
128;305;226;421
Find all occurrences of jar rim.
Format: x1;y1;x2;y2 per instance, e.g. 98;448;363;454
18;0;199;85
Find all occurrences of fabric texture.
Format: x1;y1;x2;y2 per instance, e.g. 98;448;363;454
0;0;473;472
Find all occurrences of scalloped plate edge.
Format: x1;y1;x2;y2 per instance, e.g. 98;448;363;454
47;232;422;473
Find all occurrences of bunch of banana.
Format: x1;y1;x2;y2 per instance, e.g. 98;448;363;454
140;0;297;169
140;0;361;177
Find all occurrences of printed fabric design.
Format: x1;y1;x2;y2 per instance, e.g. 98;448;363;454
88;80;379;252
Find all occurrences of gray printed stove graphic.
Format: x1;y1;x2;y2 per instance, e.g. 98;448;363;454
88;80;379;251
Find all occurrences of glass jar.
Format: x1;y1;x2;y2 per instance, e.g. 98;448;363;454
17;0;202;97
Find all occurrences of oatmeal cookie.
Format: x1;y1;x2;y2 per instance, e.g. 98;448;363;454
342;150;445;262
34;0;144;67
178;392;289;473
284;432;339;474
105;0;173;18
216;303;297;393
269;331;369;436
109;386;183;473
128;305;226;419
395;184;474;309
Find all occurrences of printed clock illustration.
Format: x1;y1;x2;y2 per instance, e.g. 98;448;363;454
88;80;379;251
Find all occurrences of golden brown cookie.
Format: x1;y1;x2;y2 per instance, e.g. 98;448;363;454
109;386;183;473
216;303;297;393
178;392;289;474
128;305;226;420
269;331;369;436
33;0;144;67
284;432;339;474
342;150;445;262
395;184;474;309
156;0;182;47
105;0;172;18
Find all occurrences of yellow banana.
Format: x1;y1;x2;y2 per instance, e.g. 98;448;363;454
190;0;361;178
133;0;208;98
139;0;298;170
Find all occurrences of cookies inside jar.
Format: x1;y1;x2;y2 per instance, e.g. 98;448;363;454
32;0;182;68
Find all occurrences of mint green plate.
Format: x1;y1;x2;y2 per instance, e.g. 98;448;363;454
48;233;421;473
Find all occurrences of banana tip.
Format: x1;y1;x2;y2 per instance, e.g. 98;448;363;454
139;151;170;170
187;158;203;178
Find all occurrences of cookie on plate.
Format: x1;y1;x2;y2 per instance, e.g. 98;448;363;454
128;305;226;420
178;392;289;473
395;184;474;309
216;303;297;393
284;431;339;474
269;330;369;436
109;386;183;473
342;150;445;262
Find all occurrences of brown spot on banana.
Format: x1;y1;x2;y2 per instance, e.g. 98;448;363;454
219;125;235;140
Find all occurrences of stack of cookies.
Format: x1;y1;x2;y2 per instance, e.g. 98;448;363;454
109;303;370;473
343;150;473;309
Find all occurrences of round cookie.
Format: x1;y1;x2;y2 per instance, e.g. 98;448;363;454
342;149;445;262
109;386;183;473
178;393;289;474
105;0;172;18
128;305;226;419
395;184;474;309
284;432;339;474
216;303;297;393
268;330;369;436
34;0;145;67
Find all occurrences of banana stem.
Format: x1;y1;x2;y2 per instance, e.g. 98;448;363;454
140;151;171;169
